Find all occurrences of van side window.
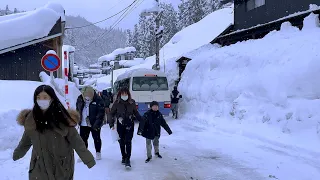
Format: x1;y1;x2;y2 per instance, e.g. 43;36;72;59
118;78;130;90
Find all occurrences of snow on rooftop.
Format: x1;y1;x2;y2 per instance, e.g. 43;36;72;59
112;46;136;56
44;2;65;21
0;12;28;22
110;59;143;67
89;63;102;68
98;47;136;62
0;2;65;51
116;68;162;81
98;54;116;63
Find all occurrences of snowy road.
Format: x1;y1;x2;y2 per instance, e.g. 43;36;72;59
1;117;319;180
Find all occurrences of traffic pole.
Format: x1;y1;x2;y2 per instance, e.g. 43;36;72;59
64;51;70;109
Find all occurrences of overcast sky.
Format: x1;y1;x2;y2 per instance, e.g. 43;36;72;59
0;0;180;29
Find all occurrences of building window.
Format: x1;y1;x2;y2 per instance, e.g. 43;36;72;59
246;0;265;11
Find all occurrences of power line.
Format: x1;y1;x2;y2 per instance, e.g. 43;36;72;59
65;0;135;30
77;0;143;52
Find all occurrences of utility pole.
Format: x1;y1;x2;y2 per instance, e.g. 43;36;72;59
142;0;162;70
155;0;160;70
111;65;114;90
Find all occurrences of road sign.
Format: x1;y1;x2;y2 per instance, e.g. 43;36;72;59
41;53;61;72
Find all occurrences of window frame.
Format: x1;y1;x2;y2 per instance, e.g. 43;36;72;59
131;76;169;91
246;0;265;11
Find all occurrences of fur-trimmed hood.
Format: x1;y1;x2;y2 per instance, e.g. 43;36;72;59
17;109;80;135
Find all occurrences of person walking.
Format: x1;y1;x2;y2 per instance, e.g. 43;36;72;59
170;86;182;119
13;85;95;180
108;87;142;168
76;86;105;160
137;101;172;163
101;89;112;125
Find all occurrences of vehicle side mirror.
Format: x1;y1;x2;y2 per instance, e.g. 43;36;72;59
179;95;182;98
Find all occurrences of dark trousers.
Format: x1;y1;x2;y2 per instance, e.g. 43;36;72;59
80;126;102;153
117;122;134;159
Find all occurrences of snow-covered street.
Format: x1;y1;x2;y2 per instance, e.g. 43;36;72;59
1;115;319;180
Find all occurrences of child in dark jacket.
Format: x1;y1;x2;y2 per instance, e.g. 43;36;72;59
138;101;172;163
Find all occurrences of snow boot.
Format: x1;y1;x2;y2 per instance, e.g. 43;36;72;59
125;158;131;168
121;157;126;165
155;152;162;158
145;157;152;163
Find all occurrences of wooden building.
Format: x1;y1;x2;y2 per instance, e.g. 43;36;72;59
0;7;65;81
211;0;320;46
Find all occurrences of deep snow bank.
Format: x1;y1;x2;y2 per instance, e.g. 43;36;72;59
179;13;320;146
0;75;80;150
124;6;233;88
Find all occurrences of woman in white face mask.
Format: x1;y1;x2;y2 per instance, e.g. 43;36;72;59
108;87;143;168
13;85;96;180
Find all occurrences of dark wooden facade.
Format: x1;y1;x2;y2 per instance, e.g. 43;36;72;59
176;56;191;83
211;0;320;46
0;19;63;81
234;0;320;30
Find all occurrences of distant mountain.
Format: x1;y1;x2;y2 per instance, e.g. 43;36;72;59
63;15;127;67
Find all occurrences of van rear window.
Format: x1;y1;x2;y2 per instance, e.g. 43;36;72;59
132;77;168;91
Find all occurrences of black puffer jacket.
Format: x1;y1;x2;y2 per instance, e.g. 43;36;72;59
108;99;142;128
76;93;105;129
138;109;172;140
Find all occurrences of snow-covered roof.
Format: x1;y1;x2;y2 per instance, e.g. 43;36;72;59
112;46;136;56
110;59;144;68
98;46;136;63
98;54;116;62
175;43;218;61
0;2;65;52
116;68;166;81
89;63;102;68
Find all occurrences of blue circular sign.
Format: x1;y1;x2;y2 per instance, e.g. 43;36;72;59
41;54;61;72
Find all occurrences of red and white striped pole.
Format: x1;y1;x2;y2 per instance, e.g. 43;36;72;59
64;51;70;109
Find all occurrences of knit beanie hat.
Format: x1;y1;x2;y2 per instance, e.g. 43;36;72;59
150;101;159;108
81;86;95;100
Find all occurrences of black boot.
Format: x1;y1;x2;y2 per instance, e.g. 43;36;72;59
125;158;131;168
121;157;126;164
119;140;127;164
155;152;162;158
145;157;152;163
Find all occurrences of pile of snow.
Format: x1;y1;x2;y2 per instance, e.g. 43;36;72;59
126;6;234;87
0;72;80;150
96;68;130;87
93;6;233;90
178;13;320;149
98;46;136;63
0;2;65;51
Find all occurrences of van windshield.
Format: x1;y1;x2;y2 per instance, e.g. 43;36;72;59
132;77;169;91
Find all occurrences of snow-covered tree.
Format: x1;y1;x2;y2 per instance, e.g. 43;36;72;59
177;0;188;29
125;29;133;47
159;3;178;47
